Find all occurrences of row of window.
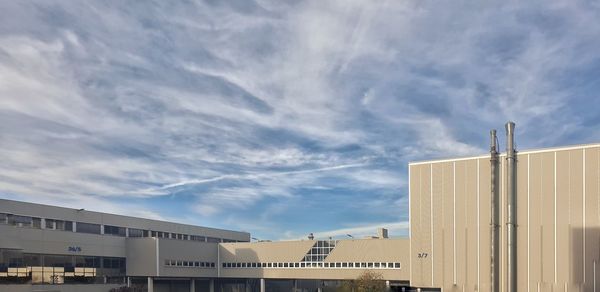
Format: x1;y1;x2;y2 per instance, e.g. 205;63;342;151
221;262;401;269
0;213;242;243
164;260;216;268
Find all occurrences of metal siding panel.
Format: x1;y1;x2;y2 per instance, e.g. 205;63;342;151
432;163;445;288
516;153;529;291
443;162;455;290
529;153;542;291
478;158;491;292
584;147;599;291
570;149;584;285
466;160;478;291
455;161;466;290
556;151;571;287
410;165;422;286
541;152;555;284
421;164;433;286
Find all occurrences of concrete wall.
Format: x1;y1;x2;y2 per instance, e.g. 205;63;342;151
158;238;219;278
0;224;126;257
0;199;250;242
409;144;600;291
126;237;158;276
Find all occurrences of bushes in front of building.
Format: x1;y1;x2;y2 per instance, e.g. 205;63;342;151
338;270;387;292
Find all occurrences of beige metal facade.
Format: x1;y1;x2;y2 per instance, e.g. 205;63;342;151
409;144;600;291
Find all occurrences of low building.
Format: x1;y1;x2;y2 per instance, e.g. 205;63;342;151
0;199;410;292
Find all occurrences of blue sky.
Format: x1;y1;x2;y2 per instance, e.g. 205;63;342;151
0;1;599;240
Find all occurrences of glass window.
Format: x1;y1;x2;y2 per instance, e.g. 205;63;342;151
394;263;401;268
0;213;7;224
45;219;56;229
32;218;41;229
191;235;205;241
8;215;32;226
207;237;221;243
374;262;380;268
104;225;126;237
342;262;348;268
128;228;144;238
210;263;215;268
64;221;73;232
76;222;101;234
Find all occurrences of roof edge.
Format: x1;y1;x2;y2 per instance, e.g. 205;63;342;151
409;142;600;166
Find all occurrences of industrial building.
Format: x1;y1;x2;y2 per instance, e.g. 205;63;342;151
409;123;600;291
1;122;599;291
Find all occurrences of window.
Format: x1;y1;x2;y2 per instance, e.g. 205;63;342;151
32;218;41;229
104;225;126;237
64;221;73;231
0;213;7;224
207;237;220;243
394;263;401;269
374;262;380;268
128;228;144;238
45;219;71;231
44;219;55;229
76;222;101;234
191;235;205;242
8;215;32;227
342;262;348;268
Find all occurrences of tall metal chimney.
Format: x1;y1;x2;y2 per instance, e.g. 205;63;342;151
490;129;500;292
505;121;517;292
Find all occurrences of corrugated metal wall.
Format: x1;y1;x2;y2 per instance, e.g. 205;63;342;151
409;145;600;291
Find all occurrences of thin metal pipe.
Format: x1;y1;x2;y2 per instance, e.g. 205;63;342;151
490;129;500;292
506;122;517;292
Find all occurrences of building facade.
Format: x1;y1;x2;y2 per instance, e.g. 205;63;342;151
0;199;410;292
4;127;598;292
410;142;600;291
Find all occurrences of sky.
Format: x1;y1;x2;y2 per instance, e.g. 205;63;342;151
0;0;599;241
